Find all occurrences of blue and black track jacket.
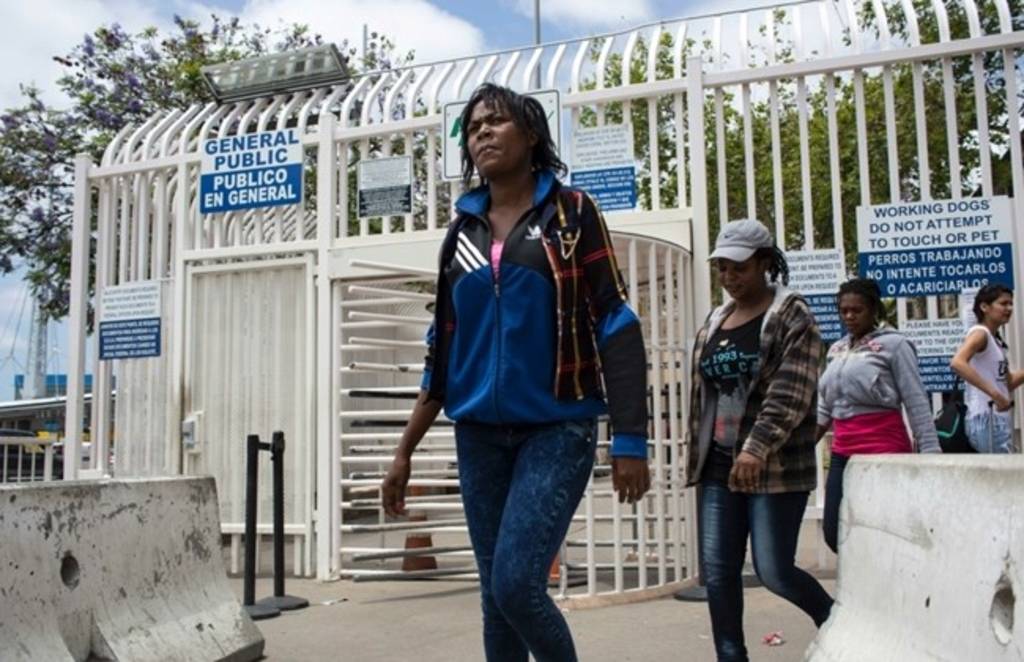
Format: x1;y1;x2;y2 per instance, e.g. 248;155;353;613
422;171;649;458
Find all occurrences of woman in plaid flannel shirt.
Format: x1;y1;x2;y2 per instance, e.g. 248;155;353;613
381;84;650;662
686;219;834;661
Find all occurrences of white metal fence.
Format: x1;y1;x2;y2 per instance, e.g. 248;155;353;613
64;0;1022;591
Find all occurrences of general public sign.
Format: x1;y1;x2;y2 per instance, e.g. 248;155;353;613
786;249;846;345
358;156;413;218
856;196;1014;297
442;90;561;181
200;129;304;214
901;318;965;392
569;124;637;212
99;281;161;360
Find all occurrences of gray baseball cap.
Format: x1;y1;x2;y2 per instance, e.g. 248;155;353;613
709;219;774;262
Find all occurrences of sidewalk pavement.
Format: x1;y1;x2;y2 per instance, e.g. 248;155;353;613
231;572;835;661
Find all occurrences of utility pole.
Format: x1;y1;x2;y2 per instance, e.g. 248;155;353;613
25;299;47;399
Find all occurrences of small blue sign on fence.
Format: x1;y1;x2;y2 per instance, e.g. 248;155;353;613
200;129;304;214
806;294;844;345
917;355;961;393
99;318;161;360
571;167;637;212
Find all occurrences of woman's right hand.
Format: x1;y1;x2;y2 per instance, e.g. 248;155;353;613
382;456;411;517
992;393;1013;412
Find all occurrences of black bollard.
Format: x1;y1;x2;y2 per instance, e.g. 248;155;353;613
257;431;309;611
243;434;280;620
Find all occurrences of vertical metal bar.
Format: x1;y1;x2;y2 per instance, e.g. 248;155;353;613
64;154;93;480
244;434;260;606
797;75;813;246
316;113;338;579
714;88;728;224
825;75;844;249
665;251;683;581
687;57;712;322
649;244;666;586
769;81;784;238
585;482;596;595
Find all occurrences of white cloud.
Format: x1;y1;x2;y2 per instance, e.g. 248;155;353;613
0;0;178;109
241;0;487;64
512;0;655;29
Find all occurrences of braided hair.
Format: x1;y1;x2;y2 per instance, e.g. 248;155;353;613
837;278;885;324
754;246;790;286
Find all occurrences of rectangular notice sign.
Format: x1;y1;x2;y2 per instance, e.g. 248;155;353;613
358;156;413;218
99;281;161;360
570;124;636;212
856;196;1014;297
200;129;304;214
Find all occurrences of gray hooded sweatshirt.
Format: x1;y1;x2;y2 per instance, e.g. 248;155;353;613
818;327;941;453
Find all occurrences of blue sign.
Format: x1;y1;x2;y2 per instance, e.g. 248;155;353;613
200;129;304;214
917;355;962;393
99;318;161;360
806;294;844;345
858;243;1014;298
856;197;1015;298
571;166;637;212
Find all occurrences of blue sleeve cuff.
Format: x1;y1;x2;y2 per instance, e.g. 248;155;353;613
595;304;640;350
420;369;432;390
610;433;648;459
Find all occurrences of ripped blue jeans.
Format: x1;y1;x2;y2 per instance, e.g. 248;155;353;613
455;419;596;662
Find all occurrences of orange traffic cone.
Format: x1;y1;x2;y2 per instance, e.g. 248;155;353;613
547;553;561;586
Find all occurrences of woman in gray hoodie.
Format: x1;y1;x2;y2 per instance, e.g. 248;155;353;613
817;278;940;553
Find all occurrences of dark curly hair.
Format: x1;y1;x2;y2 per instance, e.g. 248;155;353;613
973;283;1013;324
753;246;790;285
459;83;567;187
837;278;885;324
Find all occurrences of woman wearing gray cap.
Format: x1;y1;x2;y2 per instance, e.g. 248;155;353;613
685;219;834;661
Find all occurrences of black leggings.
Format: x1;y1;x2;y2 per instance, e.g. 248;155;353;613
822;452;850;553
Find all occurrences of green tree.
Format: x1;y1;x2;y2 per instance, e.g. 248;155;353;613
0;16;409;321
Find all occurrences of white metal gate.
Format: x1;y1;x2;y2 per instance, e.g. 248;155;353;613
63;0;1022;595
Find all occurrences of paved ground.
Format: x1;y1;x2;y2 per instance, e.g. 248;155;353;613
232;575;835;661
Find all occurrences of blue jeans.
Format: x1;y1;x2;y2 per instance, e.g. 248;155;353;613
822;452;849;554
700;474;834;662
456;419;596;662
966;412;1014;453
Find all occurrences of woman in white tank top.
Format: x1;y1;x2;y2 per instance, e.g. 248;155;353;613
951;284;1022;453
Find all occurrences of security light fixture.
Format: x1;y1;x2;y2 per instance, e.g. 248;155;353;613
202;44;349;103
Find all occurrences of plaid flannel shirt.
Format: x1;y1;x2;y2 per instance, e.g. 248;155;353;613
685;287;822;493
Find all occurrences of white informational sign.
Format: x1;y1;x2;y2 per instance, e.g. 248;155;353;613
99;281;162;360
960;286;980;331
358;156;413;218
569;124;637;212
786;249;845;295
200;129;304;214
442;90;561;181
856;196;1014;297
903;318;966;392
786;249;846;344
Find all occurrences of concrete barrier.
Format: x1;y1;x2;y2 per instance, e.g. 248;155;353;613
807;455;1024;661
0;477;264;661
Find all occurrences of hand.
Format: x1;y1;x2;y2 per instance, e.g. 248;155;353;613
728;451;766;493
382;456;411;517
992;393;1013;412
612;457;651;504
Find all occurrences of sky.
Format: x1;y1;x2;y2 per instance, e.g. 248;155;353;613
0;0;771;401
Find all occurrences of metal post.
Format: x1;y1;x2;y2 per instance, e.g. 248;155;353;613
257;431;309;611
243;434;279;620
533;0;542;89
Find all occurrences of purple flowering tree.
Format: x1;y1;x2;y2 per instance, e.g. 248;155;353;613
0;15;408;321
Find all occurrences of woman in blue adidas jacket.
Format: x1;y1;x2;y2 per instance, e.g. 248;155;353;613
382;84;650;662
